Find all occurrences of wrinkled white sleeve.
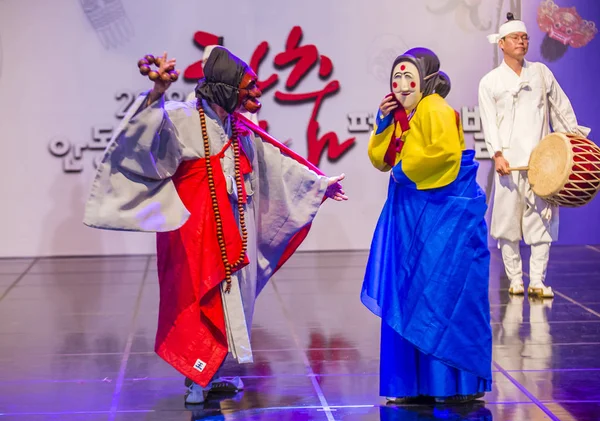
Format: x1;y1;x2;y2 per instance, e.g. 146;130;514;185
478;78;502;155
542;65;591;137
116;91;183;180
83;91;189;232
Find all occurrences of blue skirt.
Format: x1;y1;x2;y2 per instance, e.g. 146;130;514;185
380;320;491;398
362;150;493;397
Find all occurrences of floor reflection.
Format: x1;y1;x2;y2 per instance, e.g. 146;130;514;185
1;246;599;420
380;402;492;421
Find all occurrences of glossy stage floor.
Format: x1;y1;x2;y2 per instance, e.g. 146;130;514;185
1;245;599;420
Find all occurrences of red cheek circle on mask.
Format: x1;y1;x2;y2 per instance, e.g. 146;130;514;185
410;82;416;88
392;82;398;89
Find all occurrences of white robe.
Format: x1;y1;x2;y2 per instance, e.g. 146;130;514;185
83;92;328;366
478;60;590;244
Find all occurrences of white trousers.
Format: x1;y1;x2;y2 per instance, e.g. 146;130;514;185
499;240;550;286
491;171;558;286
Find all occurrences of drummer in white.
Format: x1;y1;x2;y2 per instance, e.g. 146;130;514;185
478;13;590;298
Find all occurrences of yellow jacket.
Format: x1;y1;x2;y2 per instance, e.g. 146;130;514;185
368;94;465;190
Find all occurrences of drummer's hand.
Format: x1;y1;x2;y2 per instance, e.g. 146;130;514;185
494;153;511;176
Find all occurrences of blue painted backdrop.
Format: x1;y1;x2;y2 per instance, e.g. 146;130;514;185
523;0;600;245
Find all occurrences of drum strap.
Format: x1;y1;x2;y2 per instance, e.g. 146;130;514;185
537;66;558;219
538;65;550;137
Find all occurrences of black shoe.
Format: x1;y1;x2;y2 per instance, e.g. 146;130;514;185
435;392;485;404
386;395;435;405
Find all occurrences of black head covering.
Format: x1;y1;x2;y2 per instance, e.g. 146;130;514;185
194;46;251;113
389;47;451;99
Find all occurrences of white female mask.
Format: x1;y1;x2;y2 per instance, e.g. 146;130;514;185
391;61;422;112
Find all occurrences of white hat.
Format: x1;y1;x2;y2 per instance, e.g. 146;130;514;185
487;18;528;44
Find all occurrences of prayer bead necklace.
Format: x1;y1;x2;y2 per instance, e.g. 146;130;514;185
198;105;248;293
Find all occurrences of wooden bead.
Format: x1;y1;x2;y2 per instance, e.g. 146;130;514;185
145;54;156;64
139;65;150;75
138;58;149;67
197;107;247;293
148;71;159;81
169;71;179;82
160;72;171;82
